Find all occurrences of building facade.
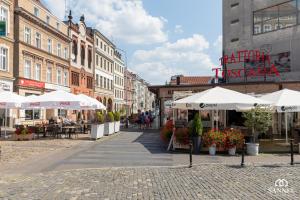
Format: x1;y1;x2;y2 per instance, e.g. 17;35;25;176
66;13;93;98
124;69;134;115
93;29;114;111
223;0;300;83
0;0;15;127
14;0;70;122
113;50;125;112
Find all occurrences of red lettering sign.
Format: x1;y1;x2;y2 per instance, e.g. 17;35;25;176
19;79;45;88
29;102;40;107
59;102;71;106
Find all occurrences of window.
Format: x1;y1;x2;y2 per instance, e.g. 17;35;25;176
104;77;106;88
96;55;99;66
57;43;61;57
72;40;78;62
87;76;93;89
35;63;41;81
57;67;62;85
99;76;102;88
100;57;103;68
64;70;68;86
35;32;41;48
104;60;106;70
111;80;113;90
231;3;239;8
96;74;99;86
81;45;85;66
64;47;68;59
46;65;52;83
56;22;60;30
107;79;110;90
24;27;31;44
34;7;39;17
104;44;106;51
0;47;8;71
263;24;272;32
71;72;79;86
253;0;297;35
231;19;239;24
24;60;31;79
88;48;92;69
46;16;50;24
47;39;52;53
96;38;99;46
0;7;8;36
100;41;103;49
231;38;239;42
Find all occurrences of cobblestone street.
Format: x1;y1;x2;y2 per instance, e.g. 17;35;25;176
0;164;299;200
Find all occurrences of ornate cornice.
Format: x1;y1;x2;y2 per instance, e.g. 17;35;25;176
15;7;71;42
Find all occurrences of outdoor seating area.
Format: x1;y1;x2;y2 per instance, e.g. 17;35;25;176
161;87;300;156
0;90;121;141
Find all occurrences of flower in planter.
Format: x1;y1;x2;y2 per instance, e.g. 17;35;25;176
160;120;174;143
224;128;244;149
174;128;190;145
203;129;226;148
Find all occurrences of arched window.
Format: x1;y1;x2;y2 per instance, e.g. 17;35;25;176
72;40;77;62
81;45;85;66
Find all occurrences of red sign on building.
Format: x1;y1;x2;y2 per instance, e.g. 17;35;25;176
19;79;45;89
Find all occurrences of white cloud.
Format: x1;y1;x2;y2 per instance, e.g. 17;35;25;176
44;0;167;45
213;35;222;52
131;34;215;85
174;25;183;34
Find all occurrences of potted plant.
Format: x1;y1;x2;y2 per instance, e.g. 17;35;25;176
114;111;121;133
203;129;226;155
173;127;190;149
242;107;272;155
104;112;115;135
14;126;34;141
188;113;203;154
91;111;105;140
160;120;173;143
225;128;244;156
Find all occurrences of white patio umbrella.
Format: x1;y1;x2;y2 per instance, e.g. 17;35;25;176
172;87;270;111
77;94;106;110
260;89;300;143
0;91;27;138
22;90;88;110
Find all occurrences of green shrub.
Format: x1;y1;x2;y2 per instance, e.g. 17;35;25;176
188;113;203;137
114;112;121;121
107;112;115;122
96;112;104;124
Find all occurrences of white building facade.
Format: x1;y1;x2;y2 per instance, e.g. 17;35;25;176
114;50;125;112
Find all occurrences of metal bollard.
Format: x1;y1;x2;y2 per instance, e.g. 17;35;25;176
189;140;193;168
290;139;294;166
241;139;245;167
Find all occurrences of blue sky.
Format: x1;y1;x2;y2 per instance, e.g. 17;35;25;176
44;0;222;85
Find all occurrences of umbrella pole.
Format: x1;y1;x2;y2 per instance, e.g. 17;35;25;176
216;110;219;130
285;112;288;143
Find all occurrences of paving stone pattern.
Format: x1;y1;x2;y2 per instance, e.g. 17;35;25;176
0;164;299;200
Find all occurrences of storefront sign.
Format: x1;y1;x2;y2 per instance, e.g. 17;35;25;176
19;79;45;89
0;21;6;36
45;83;71;92
213;49;282;79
